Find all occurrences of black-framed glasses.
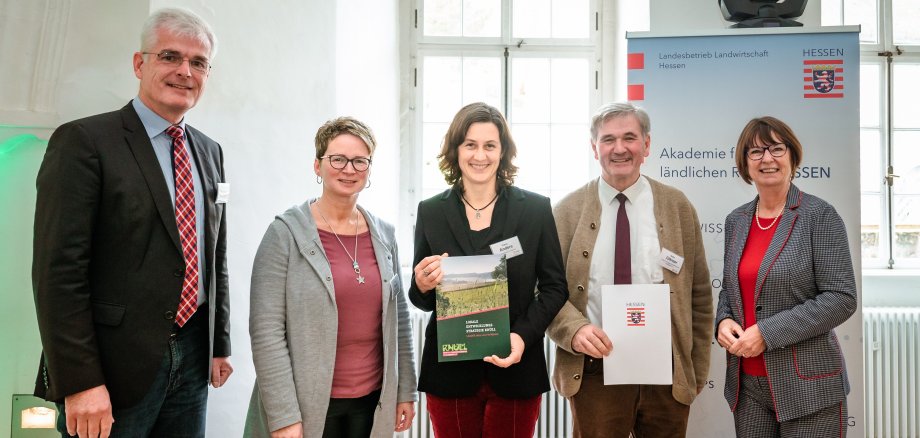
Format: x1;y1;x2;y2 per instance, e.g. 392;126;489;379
321;154;372;171
142;50;211;74
747;143;788;160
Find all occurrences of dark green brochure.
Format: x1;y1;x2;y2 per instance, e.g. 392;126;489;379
435;254;511;362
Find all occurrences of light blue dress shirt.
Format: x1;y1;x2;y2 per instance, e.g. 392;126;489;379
132;98;206;306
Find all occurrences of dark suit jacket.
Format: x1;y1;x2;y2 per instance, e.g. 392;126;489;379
716;184;856;422
32;102;231;408
408;186;568;398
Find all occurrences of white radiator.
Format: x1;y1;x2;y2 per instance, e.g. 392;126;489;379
864;307;920;438
403;311;573;438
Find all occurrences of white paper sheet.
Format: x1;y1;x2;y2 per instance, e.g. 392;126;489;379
601;284;672;385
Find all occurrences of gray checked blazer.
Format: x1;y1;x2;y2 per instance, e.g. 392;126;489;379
715;184;857;422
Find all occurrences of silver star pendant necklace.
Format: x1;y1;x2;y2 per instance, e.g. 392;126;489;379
316;203;365;284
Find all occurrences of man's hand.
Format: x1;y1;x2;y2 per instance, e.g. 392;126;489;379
394;401;415;432
571;324;613;358
211;357;233;388
64;384;114;438
270;422;302;438
716;318;744;351
728;323;767;358
484;332;525;368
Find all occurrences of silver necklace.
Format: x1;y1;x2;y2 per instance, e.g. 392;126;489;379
755;200;785;231
460;191;499;219
316;203;365;284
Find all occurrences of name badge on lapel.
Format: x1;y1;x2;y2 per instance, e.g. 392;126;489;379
490;236;524;259
658;248;684;274
216;183;230;204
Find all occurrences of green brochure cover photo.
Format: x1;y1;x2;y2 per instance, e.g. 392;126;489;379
435;254;511;362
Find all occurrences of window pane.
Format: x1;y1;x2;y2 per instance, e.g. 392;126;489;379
892;131;920;197
843;0;878;44
894;227;920;259
860;63;880;128
862;194;881;260
893;194;920;259
893;0;920;45
462;57;502;110
892;130;920;260
421;122;450;199
822;0;843;25
861;129;882;193
512;0;550;38
511;124;551;195
423;57;462;123
892;64;920;129
462;0;501;37
551;0;589;38
424;56;500;123
424;0;462;37
513;0;589;39
551;58;589;124
421;56;501;199
550;124;591;202
511;58;551;123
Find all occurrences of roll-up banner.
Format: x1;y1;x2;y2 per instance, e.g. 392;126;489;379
626;27;861;437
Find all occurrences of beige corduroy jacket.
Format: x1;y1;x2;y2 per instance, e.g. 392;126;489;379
546;176;713;406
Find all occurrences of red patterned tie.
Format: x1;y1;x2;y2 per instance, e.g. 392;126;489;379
166;125;199;327
614;193;632;285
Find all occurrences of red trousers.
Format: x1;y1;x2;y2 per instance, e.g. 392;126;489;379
426;381;542;438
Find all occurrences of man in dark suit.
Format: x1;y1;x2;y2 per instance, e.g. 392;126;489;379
32;8;232;438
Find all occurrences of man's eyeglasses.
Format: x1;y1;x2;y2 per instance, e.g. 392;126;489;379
143;50;211;74
747;144;788;160
321;154;372;171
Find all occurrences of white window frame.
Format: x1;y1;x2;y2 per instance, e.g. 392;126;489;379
400;0;603;267
824;0;920;268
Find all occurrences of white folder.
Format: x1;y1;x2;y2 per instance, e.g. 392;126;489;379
601;284;672;385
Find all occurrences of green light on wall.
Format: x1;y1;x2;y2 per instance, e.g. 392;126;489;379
0;127;49;437
0;134;42;156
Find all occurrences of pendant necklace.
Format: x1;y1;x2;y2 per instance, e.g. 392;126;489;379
460;191;499;219
755;199;785;231
317;203;365;284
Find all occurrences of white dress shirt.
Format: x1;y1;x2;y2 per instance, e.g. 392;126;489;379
586;175;664;325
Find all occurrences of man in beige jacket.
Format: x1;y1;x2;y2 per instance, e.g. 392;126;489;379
547;102;713;437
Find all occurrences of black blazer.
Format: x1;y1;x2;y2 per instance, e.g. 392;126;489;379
409;187;568;398
32;102;231;408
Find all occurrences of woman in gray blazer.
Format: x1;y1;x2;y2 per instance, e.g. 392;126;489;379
245;117;417;438
716;116;857;437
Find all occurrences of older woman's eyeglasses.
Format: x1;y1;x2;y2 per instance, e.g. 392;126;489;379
321;155;372;171
142;50;211;74
747;144;787;160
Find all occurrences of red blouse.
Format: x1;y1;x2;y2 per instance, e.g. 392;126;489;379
737;214;781;377
318;229;383;398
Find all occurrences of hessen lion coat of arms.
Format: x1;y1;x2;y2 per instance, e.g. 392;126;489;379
803;60;844;98
812;65;836;93
626;307;646;327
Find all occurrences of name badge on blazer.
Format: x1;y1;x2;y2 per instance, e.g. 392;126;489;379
658;248;684;274
216;183;230;204
490;236;524;259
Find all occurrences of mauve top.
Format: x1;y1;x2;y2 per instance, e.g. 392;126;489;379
318;229;383;398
